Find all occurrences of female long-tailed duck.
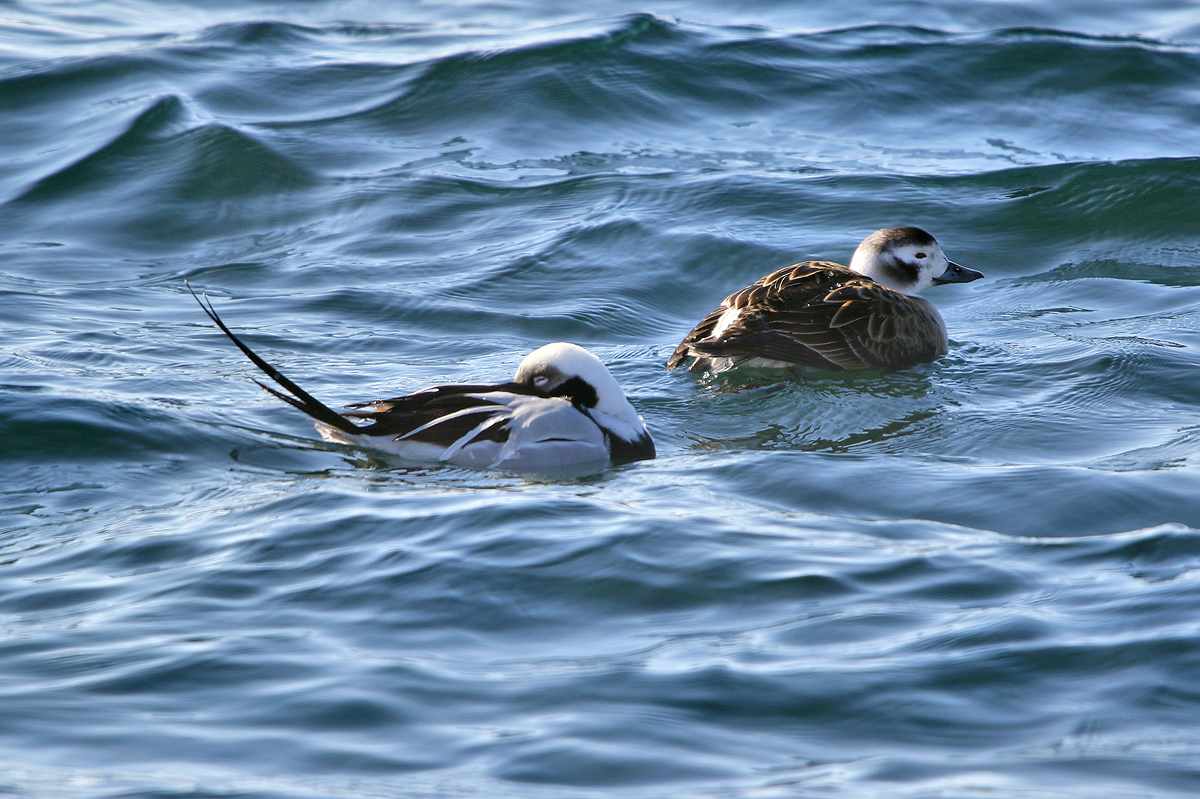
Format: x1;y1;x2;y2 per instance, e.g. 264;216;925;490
667;227;982;373
189;285;654;472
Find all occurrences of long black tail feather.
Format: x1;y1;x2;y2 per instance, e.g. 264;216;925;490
187;282;361;435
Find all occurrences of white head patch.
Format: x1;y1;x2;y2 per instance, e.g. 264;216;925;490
847;227;951;295
514;343;638;421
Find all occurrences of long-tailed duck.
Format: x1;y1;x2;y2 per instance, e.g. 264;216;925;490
189;285;654;472
667;227;982;373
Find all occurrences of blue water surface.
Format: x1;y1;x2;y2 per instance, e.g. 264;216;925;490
4;1;1200;797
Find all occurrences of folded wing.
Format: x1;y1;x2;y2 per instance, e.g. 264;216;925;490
668;262;947;372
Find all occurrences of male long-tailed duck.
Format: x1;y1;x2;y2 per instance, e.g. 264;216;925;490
667;227;983;373
190;285;654;472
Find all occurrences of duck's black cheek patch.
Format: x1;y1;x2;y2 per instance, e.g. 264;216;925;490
883;258;922;286
551;376;599;409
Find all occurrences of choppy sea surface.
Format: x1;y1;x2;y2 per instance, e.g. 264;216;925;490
5;1;1200;797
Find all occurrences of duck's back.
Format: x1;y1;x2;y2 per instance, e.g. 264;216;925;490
667;261;948;372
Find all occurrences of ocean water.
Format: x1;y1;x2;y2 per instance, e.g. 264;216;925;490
5;1;1200;796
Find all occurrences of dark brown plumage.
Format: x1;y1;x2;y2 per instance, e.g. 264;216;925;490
666;261;949;372
668;226;982;373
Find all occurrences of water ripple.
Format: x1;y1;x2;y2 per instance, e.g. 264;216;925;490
5;5;1200;799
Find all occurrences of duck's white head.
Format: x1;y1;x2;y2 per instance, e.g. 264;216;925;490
514;342;641;425
847;227;983;295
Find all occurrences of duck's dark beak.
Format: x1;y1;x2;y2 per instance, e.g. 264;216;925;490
932;261;984;285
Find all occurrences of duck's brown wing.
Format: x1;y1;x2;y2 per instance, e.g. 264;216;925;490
666;304;728;370
668;262;948;372
667;262;833;370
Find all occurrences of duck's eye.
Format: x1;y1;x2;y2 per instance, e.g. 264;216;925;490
915;252;927;259
533;375;549;387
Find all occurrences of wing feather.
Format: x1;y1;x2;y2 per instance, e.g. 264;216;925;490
392;404;509;443
670;261;947;371
667;305;728;370
438;413;512;462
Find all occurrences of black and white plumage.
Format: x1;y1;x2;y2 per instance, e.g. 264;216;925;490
667;227;984;373
189;286;654;472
